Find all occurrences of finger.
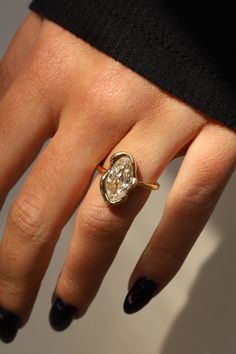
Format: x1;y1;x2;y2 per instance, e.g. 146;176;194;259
0;130;93;336
0;12;42;99
50;105;206;331
0;105;133;341
124;123;236;314
0;64;57;210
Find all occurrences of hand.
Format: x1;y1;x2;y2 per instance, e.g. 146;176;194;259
0;11;235;343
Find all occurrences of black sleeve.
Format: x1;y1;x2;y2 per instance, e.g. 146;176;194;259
28;0;236;132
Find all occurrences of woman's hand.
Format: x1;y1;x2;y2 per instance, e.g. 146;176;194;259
0;12;235;342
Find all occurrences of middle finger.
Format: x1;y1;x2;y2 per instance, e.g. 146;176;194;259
0;107;130;330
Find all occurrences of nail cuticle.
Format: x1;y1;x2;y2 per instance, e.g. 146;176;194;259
49;297;78;332
123;277;159;314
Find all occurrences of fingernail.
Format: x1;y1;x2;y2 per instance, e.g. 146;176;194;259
49;297;78;331
0;306;21;343
123;277;159;314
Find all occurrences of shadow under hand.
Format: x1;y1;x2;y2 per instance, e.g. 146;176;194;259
161;168;236;354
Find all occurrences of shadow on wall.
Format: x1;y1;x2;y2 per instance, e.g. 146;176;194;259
160;163;236;354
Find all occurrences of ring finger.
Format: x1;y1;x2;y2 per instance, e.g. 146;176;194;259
50;104;206;331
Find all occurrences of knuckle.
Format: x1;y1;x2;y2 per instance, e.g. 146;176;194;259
29;38;65;80
25;60;56;104
24;41;71;106
81;86;116;124
78;203;123;242
8;195;45;244
80;67;129;120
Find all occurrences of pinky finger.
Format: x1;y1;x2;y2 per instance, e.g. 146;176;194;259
124;123;236;314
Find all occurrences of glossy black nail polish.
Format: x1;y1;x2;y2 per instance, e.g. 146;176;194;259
123;277;159;314
49;297;78;331
0;306;21;343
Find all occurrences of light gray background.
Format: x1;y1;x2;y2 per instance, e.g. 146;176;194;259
0;1;236;353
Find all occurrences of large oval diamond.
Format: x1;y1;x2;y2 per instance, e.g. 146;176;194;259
102;155;135;204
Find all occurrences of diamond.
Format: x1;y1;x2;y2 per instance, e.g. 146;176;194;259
102;155;135;204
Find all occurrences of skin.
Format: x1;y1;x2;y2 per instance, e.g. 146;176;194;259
0;11;235;328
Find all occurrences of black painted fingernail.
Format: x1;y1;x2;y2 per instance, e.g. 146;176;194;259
123;277;159;314
49;297;78;331
0;306;21;343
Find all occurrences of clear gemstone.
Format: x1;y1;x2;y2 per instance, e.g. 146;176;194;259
104;156;134;203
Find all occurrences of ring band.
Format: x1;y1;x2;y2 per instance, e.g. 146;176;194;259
96;151;160;206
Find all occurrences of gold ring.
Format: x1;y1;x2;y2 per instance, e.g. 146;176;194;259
96;151;160;206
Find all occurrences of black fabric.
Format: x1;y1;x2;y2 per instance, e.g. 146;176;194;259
28;0;236;132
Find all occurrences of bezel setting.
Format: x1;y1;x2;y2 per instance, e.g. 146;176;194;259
99;151;138;206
